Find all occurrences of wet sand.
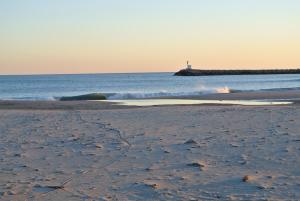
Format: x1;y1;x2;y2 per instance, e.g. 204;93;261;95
1;89;300;110
0;91;300;200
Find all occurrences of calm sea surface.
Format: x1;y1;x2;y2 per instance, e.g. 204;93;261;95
0;72;300;100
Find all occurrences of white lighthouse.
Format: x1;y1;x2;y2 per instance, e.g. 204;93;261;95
186;61;192;70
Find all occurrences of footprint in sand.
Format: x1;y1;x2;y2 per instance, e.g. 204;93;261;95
187;160;206;171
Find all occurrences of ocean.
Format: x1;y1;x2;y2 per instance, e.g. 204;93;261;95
0;72;300;100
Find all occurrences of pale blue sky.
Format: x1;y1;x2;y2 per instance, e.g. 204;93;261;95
1;0;300;74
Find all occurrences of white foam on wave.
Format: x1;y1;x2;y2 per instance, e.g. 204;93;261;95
106;86;233;100
107;91;202;100
216;86;231;94
1;85;234;101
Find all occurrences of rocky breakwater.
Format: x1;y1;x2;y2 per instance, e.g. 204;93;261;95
174;68;300;76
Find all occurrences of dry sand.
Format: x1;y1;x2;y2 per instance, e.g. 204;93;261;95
0;99;300;200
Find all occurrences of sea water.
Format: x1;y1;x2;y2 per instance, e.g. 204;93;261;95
0;72;300;100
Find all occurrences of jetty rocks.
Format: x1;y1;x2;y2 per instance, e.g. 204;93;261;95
174;68;300;76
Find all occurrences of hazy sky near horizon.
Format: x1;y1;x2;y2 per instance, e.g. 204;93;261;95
1;0;300;74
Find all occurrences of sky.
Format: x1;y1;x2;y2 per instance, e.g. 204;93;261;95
0;0;300;75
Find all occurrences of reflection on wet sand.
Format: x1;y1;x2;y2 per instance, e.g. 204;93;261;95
101;99;293;106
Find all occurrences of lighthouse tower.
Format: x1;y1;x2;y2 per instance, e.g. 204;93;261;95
186;61;192;70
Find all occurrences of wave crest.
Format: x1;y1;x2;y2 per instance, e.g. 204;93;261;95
216;87;231;94
106;87;233;100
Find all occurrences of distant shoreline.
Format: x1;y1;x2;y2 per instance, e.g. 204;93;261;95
174;68;300;76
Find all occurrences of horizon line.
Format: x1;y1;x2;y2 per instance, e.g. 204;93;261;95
1;66;300;76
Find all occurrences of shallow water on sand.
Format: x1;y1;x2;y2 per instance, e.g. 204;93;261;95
101;99;293;106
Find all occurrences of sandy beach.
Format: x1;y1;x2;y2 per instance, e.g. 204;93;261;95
0;92;300;201
2;0;300;200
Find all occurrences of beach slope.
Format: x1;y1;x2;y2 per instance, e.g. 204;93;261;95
0;103;299;200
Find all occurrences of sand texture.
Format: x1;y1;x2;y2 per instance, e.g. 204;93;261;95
0;104;300;200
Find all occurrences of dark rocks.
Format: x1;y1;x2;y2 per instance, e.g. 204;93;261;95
174;69;300;76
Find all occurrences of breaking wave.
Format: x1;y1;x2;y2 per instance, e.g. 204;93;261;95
106;86;234;100
0;86;236;101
